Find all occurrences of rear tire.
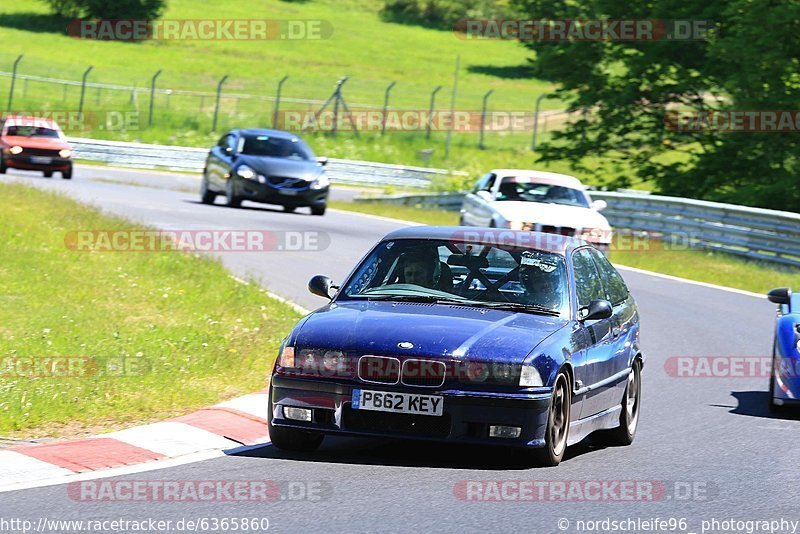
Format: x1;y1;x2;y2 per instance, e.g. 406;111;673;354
200;177;216;204
310;204;326;216
529;372;571;467
0;156;6;174
594;359;642;446
768;350;787;414
62;166;72;180
267;392;324;453
283;205;297;213
43;171;53;178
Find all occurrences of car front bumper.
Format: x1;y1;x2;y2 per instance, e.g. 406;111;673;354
233;178;328;207
269;375;553;448
4;155;72;171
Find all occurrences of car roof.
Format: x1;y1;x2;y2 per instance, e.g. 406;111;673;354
381;226;587;255
233;128;300;139
489;169;585;189
2;115;61;129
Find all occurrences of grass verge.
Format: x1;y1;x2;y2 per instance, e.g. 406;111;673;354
330;200;800;294
0;183;301;438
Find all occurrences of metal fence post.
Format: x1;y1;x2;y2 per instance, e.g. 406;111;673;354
148;69;162;127
531;92;552;151
426;86;442;140
479;89;494;149
6;54;23;113
273;75;288;128
78;66;94;118
381;81;396;136
445;55;460;160
212;75;229;132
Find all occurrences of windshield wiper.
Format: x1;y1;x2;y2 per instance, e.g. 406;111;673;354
465;301;561;316
363;294;465;304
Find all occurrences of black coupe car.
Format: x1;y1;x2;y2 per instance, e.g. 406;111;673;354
201;128;329;215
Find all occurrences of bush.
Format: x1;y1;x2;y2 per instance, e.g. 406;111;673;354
381;0;510;30
41;0;167;19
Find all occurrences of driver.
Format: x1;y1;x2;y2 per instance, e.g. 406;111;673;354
519;253;563;309
398;248;441;289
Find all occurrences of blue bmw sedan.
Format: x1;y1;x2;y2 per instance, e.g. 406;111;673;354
268;227;644;466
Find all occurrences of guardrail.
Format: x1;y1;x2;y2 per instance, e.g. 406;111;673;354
353;191;800;267
68;137;466;189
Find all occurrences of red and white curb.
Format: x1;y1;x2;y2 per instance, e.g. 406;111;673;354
0;391;270;492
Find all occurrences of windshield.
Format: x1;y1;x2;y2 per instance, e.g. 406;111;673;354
496;180;589;208
239;134;313;160
340;238;570;315
6;125;61;139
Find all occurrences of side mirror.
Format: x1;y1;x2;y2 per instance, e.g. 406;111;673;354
579;299;613;321
591;199;608;211
224;146;235;157
475;190;493;202
309;275;336;300
317;156;328;166
767;287;791;305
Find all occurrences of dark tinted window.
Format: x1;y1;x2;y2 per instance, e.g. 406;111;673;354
239;134;313;160
572;248;606;308
588;249;629;305
7;126;60;138
471;172;496;193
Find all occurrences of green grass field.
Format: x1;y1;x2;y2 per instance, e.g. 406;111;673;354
330;200;800;294
0;0;635;182
0;183;301;438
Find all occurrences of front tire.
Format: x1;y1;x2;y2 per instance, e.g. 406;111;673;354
283;205;297;213
0;156;7;174
530;372;571;467
43;171;53;178
310;204;326;216
267;393;324;453
62;165;72;180
768;350;787;414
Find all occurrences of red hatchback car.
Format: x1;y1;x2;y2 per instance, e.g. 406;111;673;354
0;116;73;179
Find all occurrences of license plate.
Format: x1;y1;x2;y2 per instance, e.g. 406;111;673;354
279;189;298;196
351;389;443;416
31;157;52;164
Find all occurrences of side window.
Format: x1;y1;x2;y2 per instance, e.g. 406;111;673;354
572;249;605;308
217;135;229;148
588;249;629;305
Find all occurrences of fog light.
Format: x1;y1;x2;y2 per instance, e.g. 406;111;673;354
283;406;312;422
489;425;521;439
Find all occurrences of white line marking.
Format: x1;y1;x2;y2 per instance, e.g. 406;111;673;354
229;275;310;315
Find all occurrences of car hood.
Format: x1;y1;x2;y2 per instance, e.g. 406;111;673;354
235;155;322;181
3;136;71;150
292;300;568;363
492;201;610;229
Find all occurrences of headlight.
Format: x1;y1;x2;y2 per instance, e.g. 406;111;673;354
519;365;544;387
235;164;256;180
508;220;524;230
59;149;72;158
9;146;23;155
292;348;352;378
311;174;330;189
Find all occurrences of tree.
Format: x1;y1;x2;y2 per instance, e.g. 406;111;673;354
41;0;167;20
510;0;800;211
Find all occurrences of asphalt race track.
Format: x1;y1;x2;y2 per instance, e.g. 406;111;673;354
3;166;798;533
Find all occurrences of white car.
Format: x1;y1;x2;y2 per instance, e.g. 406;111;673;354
459;169;613;253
